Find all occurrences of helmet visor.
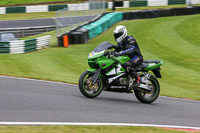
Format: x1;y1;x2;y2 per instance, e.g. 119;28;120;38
114;32;123;41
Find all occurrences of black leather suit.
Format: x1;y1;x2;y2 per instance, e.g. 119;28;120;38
114;36;143;72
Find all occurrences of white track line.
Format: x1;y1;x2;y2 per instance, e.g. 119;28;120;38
0;122;199;130
0;75;77;86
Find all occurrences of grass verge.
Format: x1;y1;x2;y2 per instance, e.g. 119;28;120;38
0;0;88;7
0;14;199;100
0;126;197;133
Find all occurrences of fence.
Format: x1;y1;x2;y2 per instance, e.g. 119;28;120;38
0;26;56;38
0;35;51;54
55;0;106;37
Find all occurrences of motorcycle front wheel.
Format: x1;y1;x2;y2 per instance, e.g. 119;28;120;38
134;75;160;103
79;71;104;98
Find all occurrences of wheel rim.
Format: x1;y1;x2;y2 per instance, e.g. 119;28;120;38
83;73;103;96
140;78;158;99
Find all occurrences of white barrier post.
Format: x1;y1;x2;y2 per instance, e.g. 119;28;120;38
9;40;25;54
108;2;113;9
36;35;51;50
68;3;89;11
0;7;6;14
26;5;48;13
148;0;168;6
123;1;130;8
191;0;200;4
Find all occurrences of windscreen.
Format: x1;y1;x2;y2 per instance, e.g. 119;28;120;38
91;41;114;53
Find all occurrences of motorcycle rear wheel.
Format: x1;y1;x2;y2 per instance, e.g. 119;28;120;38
134;75;160;103
79;71;104;98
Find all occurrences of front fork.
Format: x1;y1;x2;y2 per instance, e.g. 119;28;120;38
92;68;101;85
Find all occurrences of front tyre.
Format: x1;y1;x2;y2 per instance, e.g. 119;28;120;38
79;71;104;98
134;75;160;103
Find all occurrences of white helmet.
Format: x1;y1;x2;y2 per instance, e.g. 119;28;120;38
113;25;127;43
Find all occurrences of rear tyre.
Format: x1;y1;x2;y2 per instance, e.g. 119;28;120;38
79;71;104;98
134;75;160;103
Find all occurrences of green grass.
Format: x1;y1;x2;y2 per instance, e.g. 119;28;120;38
0;0;88;6
0;10;98;20
0;126;196;133
0;12;56;20
0;14;200;100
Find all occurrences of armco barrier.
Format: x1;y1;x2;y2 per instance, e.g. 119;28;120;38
114;1;124;7
0;42;9;53
48;5;68;11
123;6;200;20
168;0;186;5
6;6;26;13
25;39;37;53
89;2;108;9
0;35;51;54
129;1;148;7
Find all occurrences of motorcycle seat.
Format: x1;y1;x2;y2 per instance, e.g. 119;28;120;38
143;60;160;64
136;63;148;71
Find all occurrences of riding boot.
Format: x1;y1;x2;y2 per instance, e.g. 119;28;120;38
131;70;141;87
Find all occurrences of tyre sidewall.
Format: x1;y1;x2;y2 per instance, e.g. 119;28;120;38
134;75;160;103
79;71;104;98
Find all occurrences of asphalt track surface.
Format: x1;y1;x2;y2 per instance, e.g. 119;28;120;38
0;76;200;128
0;15;97;29
0;18;55;29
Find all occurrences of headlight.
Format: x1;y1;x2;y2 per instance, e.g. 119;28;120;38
88;53;94;57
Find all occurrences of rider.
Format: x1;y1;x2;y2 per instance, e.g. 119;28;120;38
110;25;143;87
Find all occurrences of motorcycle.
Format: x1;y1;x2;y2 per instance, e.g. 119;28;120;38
79;41;163;103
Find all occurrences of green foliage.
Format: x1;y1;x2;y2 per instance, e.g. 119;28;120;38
0;14;199;100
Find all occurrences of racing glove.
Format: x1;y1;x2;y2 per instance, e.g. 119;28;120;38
111;51;123;57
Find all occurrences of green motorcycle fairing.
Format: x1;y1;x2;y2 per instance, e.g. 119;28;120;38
144;60;163;71
96;56;115;70
88;52;129;73
113;55;130;64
